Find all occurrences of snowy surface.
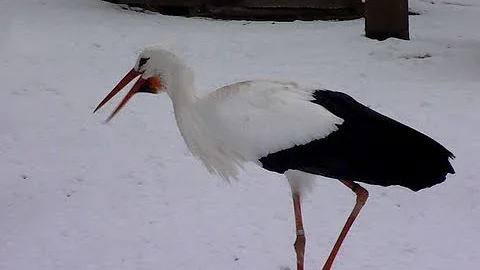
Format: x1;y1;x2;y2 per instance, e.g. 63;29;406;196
1;0;479;269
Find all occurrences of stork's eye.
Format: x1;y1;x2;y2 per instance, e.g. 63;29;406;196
139;57;150;68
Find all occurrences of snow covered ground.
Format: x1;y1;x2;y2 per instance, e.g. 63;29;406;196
1;0;479;269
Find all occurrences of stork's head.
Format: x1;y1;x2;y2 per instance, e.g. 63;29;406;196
94;47;184;122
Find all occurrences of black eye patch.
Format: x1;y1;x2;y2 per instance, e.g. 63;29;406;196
139;57;150;68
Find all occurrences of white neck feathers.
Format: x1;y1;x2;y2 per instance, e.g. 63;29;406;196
165;65;244;181
173;106;245;181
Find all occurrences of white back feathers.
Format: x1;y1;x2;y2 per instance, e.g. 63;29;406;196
196;80;344;162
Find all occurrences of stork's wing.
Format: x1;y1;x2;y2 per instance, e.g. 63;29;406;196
196;80;344;161
260;90;455;191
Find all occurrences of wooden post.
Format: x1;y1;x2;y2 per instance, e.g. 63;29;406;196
365;0;409;40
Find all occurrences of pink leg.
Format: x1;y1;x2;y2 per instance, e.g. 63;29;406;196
322;180;369;270
292;193;306;270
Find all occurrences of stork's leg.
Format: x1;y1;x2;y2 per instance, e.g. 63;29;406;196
292;193;306;270
322;180;369;270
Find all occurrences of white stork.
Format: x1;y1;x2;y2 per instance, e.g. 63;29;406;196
94;46;455;270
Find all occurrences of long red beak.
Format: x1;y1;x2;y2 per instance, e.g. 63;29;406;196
94;69;145;122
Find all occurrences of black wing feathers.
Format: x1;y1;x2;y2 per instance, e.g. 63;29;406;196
259;90;455;191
